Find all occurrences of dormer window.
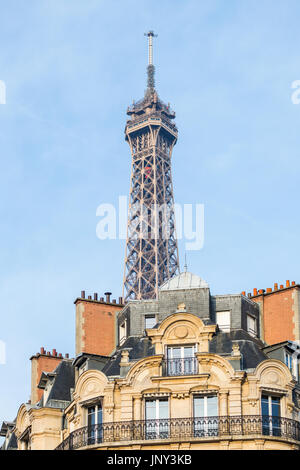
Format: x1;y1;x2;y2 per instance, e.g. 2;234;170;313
145;315;156;330
166;345;197;376
285;351;298;380
119;320;127;345
247;315;257;337
216;311;230;333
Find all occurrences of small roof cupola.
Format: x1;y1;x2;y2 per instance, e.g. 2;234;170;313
160;272;209;291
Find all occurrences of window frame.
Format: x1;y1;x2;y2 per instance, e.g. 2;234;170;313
216;311;231;333
247;314;257;337
261;394;281;437
144;314;156;330
166;344;197;376
193;394;219;437
119;319;127;345
285;350;298;380
144;397;169;439
86;403;103;445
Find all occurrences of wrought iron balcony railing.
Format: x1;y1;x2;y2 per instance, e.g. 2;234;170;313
162;357;198;376
56;415;300;450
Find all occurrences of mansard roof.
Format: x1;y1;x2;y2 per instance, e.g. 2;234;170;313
209;329;268;369
43;360;75;406
101;336;155;377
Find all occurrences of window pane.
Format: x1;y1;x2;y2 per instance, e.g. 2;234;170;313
261;396;269;416
285;353;289;367
97;408;103;425
207;396;218;417
194;397;205;418
216;311;230;332
145;315;156;329
271;397;280;417
159;400;169;419
171;348;181;359
247;315;257;336
183;346;194;358
88;407;95;427
145;400;156;420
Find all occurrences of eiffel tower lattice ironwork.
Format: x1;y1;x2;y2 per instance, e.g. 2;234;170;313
123;31;180;301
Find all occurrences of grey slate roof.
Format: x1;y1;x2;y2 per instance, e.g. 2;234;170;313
45;360;75;404
5;432;17;450
102;336;155;377
209;329;268;369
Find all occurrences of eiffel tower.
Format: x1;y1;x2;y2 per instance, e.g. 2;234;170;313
123;31;180;301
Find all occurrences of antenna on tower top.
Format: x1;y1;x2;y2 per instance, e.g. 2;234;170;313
144;30;157;91
184;253;188;273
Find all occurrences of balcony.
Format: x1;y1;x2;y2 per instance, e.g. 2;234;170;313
56;416;300;450
162;357;198;376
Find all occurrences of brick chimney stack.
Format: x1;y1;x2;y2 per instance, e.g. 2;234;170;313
30;348;64;404
250;280;300;344
75;291;124;357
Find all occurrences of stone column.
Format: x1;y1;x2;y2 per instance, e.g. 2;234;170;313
219;391;229;436
219;391;229;416
133;395;142;421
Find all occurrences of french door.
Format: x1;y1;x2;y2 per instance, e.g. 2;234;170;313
193;395;219;437
261;395;281;437
145;398;169;439
87;404;103;445
167;345;196;375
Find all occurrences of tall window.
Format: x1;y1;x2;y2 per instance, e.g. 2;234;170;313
247;315;257;337
167;345;197;375
216;311;230;332
87;404;103;445
193;395;218;437
145;398;169;439
261;395;281;437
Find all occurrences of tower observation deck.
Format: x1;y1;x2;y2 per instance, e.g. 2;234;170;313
123;31;180;301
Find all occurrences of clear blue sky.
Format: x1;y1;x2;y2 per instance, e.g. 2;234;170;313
1;0;300;427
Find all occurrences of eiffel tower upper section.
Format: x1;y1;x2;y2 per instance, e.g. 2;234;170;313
123;31;180;301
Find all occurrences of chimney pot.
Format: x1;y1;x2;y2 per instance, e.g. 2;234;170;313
292;281;296;286
40;347;45;355
241;291;246;296
58;353;62;358
259;289;265;295
286;280;290;288
100;297;104;302
65;353;69;359
274;283;278;291
112;299;116;304
47;351;50;356
266;288;272;293
105;292;112;303
247;293;252;298
280;284;284;289
52;349;57;356
94;293;98;301
81;290;85;299
88;295;92;300
119;297;123;304
253;288;258;296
